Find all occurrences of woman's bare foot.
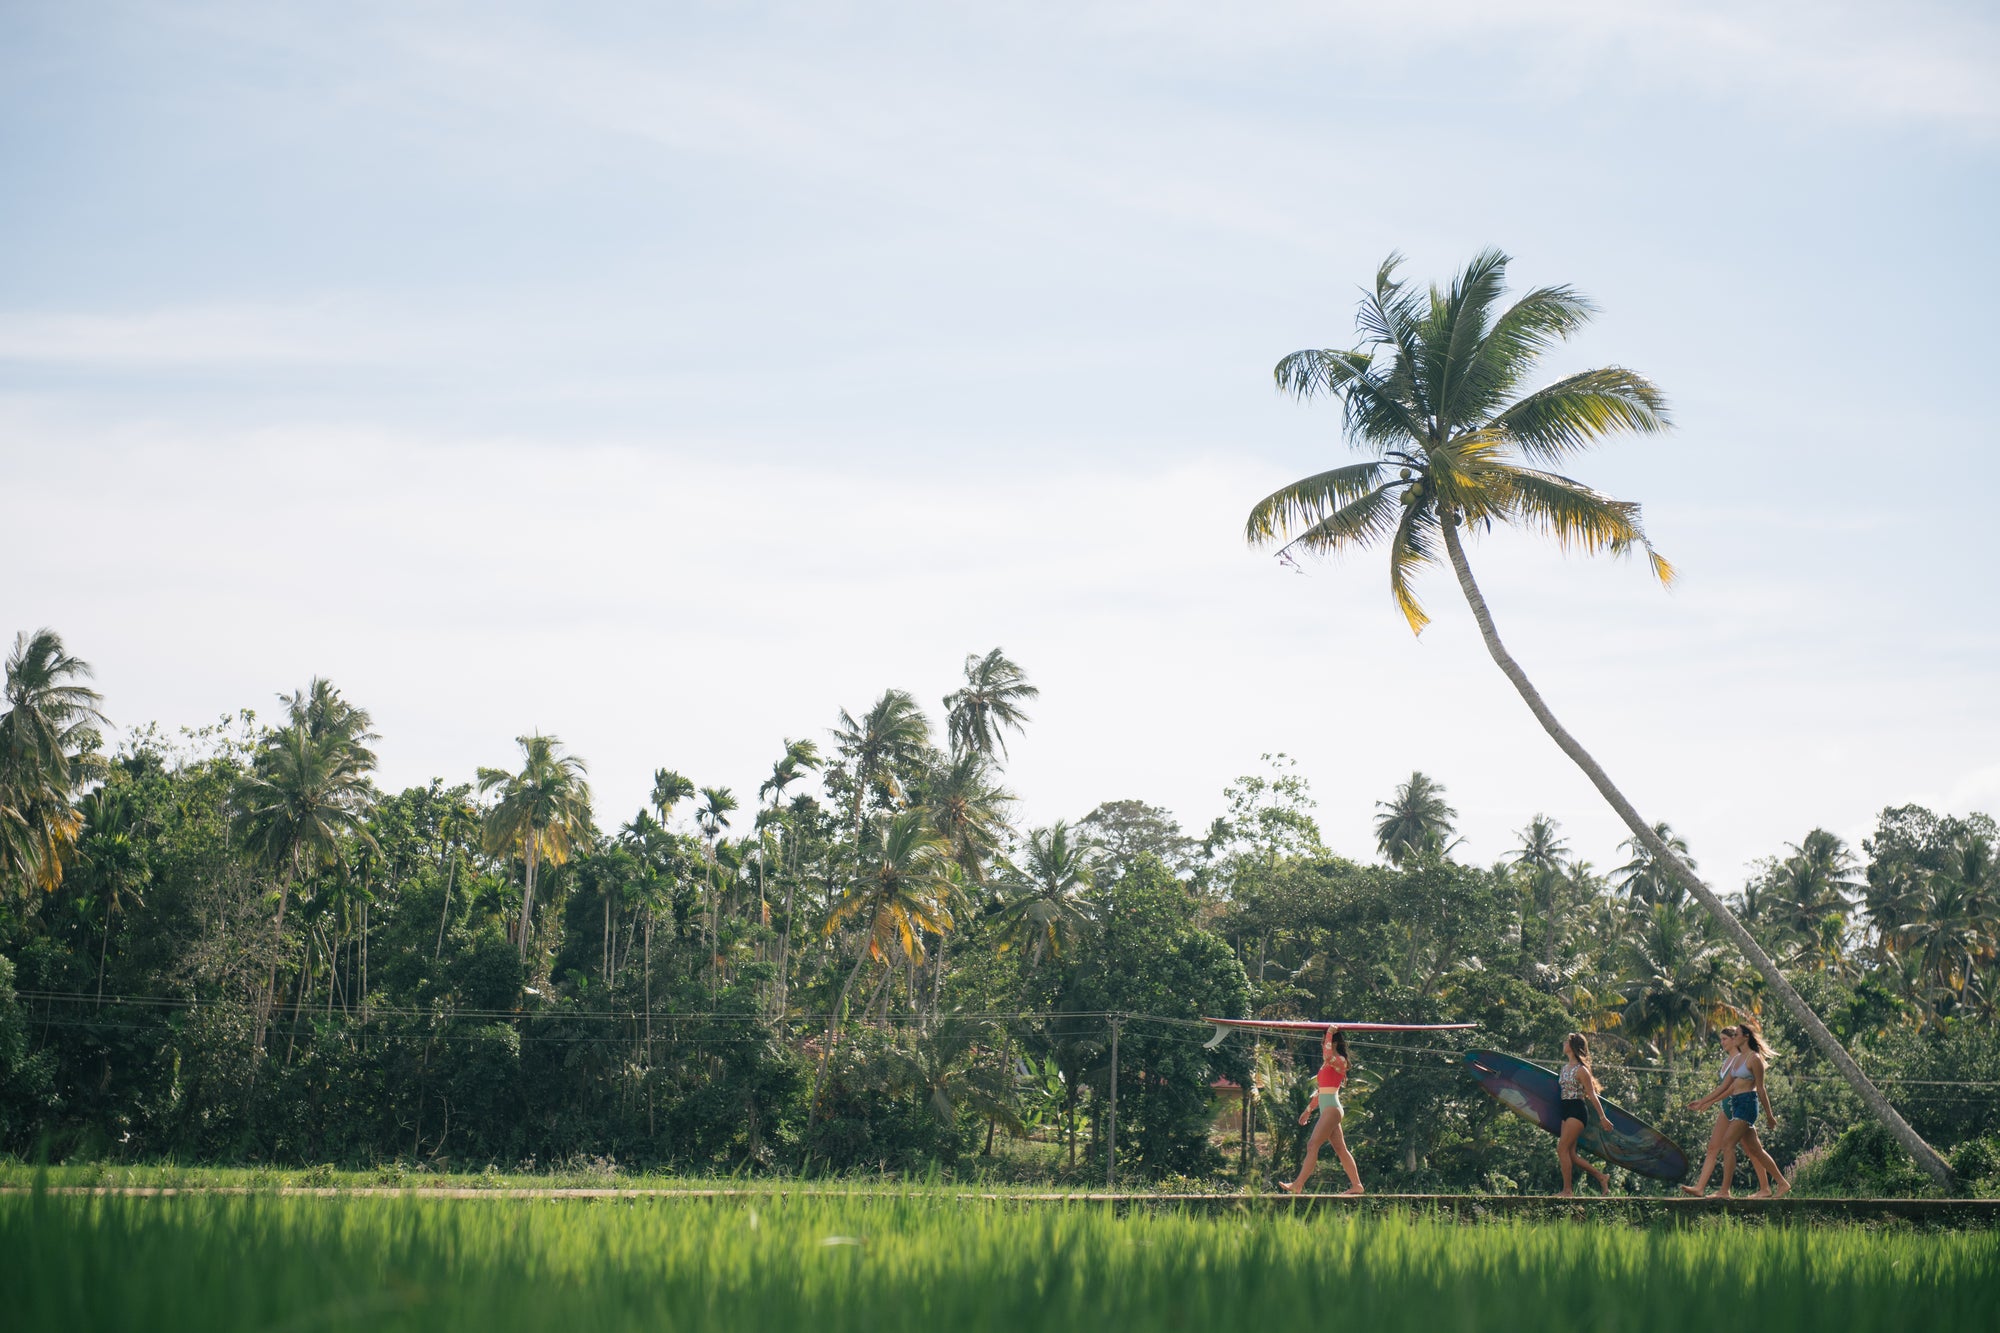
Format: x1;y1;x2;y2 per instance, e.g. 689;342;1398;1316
1752;1186;1772;1199
1555;1189;1575;1198
1276;1179;1301;1195
1342;1184;1365;1196
1770;1178;1792;1199
1679;1183;1707;1197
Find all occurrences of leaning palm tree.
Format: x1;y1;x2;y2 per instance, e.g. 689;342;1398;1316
1372;771;1457;867
477;734;592;961
1246;247;1953;1184
0;628;109;897
944;649;1039;761
233;685;379;1050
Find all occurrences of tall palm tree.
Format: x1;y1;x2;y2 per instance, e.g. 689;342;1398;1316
477;734;592;961
651;769;695;828
992;822;1097;969
831;689;931;842
914;750;1014;887
759;738;822;808
944;649;1038;761
73;784;149;1002
1619;901;1736;1092
433;790;478;960
0;628;109;898
812;810;958;1114
233;681;379;1049
1510;814;1570;971
1613;823;1695;910
695;785;738;986
1762;829;1861;973
1246;247;1953;1184
1372;771;1457;866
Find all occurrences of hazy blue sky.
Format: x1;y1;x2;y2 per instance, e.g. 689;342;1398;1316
5;0;1997;883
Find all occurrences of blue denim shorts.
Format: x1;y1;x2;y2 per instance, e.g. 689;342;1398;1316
1725;1091;1759;1125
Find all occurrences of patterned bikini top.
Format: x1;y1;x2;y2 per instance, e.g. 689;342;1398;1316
1559;1062;1586;1100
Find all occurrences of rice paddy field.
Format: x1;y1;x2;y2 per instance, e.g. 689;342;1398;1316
6;1184;1998;1333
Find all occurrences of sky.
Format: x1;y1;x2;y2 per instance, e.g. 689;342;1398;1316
3;0;1997;886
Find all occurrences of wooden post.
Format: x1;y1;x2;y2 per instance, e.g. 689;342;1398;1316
1106;1016;1121;1190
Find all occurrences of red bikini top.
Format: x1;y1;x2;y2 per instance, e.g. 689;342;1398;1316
1317;1061;1346;1091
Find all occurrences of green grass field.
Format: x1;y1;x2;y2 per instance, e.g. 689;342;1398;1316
6;1185;1996;1333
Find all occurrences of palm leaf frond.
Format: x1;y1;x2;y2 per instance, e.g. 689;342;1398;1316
1273;347;1371;400
1493;468;1675;585
1492;367;1669;464
1277;485;1403;562
1244;462;1386;545
1386;500;1439;634
1449;284;1597;421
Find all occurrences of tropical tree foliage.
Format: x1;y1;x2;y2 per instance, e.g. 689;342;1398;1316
2;628;1996;1194
1245;248;1956;1187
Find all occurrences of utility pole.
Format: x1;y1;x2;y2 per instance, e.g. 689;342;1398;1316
1106;1015;1122;1191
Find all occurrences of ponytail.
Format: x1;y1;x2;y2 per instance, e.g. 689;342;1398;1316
1565;1032;1591;1066
1325;1026;1350;1061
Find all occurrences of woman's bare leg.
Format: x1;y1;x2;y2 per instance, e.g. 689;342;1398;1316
1557;1120;1582;1196
1284;1110;1334;1193
1739;1127;1787;1197
1326;1120;1363;1194
1682;1112;1731;1196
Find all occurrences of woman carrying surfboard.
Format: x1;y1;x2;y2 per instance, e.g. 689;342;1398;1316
1555;1033;1614;1197
1278;1026;1363;1196
1680;1026;1772;1198
1685;1020;1789;1198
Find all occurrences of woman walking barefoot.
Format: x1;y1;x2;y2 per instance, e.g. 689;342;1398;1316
1555;1033;1614;1197
1687;1020;1788;1197
1279;1026;1363;1196
1681;1028;1771;1198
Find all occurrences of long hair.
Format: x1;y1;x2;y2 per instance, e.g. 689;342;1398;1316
1736;1018;1766;1057
1564;1032;1591;1066
1325;1026;1349;1062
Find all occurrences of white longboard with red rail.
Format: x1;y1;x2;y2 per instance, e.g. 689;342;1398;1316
1199;1017;1477;1049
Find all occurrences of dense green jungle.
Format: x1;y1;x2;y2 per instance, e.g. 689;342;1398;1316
3;627;1997;1195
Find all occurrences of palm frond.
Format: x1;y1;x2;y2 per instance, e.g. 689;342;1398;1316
1428;248;1511;427
1492;468;1675;585
1446;284;1597;423
1272;347;1370;400
1276;484;1403;562
1386;499;1439;634
1244;461;1386;544
1491;367;1669;464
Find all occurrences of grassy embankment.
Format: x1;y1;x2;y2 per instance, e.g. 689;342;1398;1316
5;1185;1997;1333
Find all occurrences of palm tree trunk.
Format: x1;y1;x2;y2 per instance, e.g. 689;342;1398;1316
1438;516;1954;1188
252;857;299;1056
518;841;539;960
435;849;456;961
809;939;875;1123
775;874;797;1018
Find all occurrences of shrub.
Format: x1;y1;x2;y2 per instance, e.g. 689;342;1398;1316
1790;1122;1933;1197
